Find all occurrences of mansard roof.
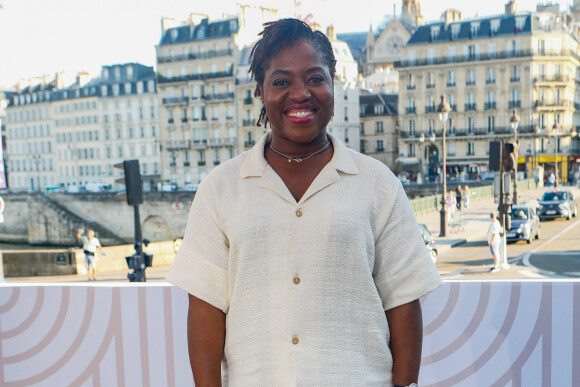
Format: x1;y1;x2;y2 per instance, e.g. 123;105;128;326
408;13;532;45
360;93;398;116
159;18;239;45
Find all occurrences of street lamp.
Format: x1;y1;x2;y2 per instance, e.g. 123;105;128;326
437;95;451;237
510;109;520;204
32;155;41;192
552;120;560;188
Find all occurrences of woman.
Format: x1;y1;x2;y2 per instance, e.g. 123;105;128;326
463;185;470;212
447;190;456;225
167;18;441;387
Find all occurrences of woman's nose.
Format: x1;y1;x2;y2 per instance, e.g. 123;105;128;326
289;82;310;101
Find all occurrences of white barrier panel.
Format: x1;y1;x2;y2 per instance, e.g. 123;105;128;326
0;281;578;386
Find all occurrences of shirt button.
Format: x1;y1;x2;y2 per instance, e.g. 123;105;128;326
296;209;302;217
293;277;300;285
292;336;299;345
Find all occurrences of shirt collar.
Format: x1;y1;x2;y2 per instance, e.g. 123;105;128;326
239;132;359;179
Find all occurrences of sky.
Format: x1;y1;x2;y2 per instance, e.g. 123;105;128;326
0;0;550;88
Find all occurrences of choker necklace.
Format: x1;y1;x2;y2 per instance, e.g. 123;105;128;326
269;141;332;163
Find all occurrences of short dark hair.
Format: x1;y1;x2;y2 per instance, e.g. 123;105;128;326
249;18;337;127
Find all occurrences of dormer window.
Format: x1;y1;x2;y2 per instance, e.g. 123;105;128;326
101;85;108;96
451;24;460;40
125;82;132;94
126;66;133;79
430;26;440;41
490;19;500;34
171;29;178;41
470;22;480;37
516;16;526;31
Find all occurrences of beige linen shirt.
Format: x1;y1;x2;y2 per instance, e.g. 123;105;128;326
167;133;442;386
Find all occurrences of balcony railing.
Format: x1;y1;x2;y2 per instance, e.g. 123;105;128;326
466;80;476;86
181;117;188;123
535;99;573;108
162;96;189;105
165;140;191;151
406;107;416;114
510;77;520;82
425;106;436;113
198;160;206;166
168;118;174;124
244;140;255;148
446;82;456;87
465;103;476;111
485;102;496;110
158;69;234;84
407;85;416;90
204;92;235;102
375;147;385;152
426;84;436;89
486;79;495;84
157;48;233;63
243;119;255;127
207;137;237;147
508;100;521;108
243;96;253;105
534;75;570;83
395;49;580;69
191;139;208;149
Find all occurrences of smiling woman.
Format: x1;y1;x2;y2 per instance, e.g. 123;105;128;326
167;18;442;387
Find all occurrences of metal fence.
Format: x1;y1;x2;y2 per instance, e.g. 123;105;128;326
409;179;535;215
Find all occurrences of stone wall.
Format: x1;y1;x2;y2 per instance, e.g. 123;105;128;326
0;192;195;246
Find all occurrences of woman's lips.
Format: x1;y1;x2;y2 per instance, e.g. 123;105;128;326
286;110;314;123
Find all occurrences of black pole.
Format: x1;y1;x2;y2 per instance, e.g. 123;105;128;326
128;203;146;282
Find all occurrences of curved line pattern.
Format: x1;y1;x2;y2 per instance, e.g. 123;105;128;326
164;287;176;387
0;287;20;314
3;287;44;338
139;287;151;387
491;282;552;387
69;288;123;387
4;287;69;364
425;282;522;387
423;282;460;336
422;282;491;366
4;287;93;386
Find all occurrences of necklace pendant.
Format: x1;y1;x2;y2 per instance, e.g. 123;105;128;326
288;158;292;163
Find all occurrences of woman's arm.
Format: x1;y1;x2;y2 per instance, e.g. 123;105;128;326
385;299;423;386
187;294;226;387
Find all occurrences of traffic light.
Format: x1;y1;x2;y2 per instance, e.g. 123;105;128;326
502;141;517;172
489;141;501;171
114;160;143;205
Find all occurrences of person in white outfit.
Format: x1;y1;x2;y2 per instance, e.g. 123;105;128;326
487;213;501;272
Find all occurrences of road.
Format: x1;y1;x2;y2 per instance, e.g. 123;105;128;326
438;215;580;279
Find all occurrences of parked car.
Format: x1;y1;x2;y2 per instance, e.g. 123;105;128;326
418;224;438;263
537;190;578;221
506;205;540;244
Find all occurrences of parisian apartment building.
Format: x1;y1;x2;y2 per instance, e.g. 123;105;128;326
3;63;159;192
396;2;580;183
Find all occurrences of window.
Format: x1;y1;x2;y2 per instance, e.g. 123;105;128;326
408;120;415;136
376;139;384;151
407;74;415;89
427;48;436;64
451;24;460;40
375;121;384;133
511;65;520;82
426;72;434;88
467;142;475;155
447;70;455;87
470;22;480;37
487;116;495;132
467;45;478;60
430;26;440;41
486;67;495;84
447;142;456;156
374;104;384;115
408;143;415;157
510;89;520;108
490;19;500;34
486;91;496;110
466;69;475;85
467;117;474;133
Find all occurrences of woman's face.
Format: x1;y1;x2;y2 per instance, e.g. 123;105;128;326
259;40;334;145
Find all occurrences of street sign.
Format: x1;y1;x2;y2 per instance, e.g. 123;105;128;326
56;253;67;266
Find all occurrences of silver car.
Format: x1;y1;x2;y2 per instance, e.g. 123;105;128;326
506;205;541;244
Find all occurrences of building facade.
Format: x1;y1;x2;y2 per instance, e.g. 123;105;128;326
396;4;580;183
4;64;159;192
359;94;399;170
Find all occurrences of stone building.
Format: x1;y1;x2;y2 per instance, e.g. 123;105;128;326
4;64;159;192
396;2;580;183
359;93;399;169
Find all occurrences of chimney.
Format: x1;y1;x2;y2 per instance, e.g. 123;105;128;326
189;13;209;26
505;1;517;16
56;72;65;89
327;25;336;40
76;72;90;87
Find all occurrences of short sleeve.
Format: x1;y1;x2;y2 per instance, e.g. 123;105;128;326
166;180;230;313
373;184;442;311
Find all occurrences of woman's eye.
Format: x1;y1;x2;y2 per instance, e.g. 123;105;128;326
309;76;324;84
273;79;288;87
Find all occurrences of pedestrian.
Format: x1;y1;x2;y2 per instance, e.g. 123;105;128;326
463;185;470;212
487;213;501;272
455;185;463;211
447;190;456;225
167;18;442;387
76;228;102;281
548;171;555;187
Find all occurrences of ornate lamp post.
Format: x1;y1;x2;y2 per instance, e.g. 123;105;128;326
552;120;560;188
510;110;520;204
437;95;451;237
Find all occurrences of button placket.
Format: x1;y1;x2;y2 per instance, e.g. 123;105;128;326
295;208;302;217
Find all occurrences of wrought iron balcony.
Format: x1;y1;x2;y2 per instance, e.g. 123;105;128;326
244;140;255;148
465;103;476;111
242;119;255;127
162;97;189;105
508;100;521;108
484;102;496;110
